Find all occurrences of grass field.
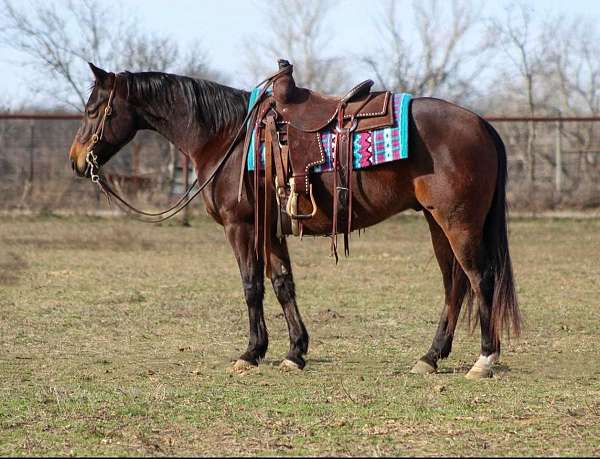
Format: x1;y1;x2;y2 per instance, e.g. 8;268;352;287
1;214;599;456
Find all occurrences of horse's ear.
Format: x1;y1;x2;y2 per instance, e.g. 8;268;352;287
88;62;109;83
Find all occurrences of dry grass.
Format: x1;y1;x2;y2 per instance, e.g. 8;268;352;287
0;249;28;285
1;214;599;456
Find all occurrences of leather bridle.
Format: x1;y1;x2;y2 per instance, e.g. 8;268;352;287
81;67;290;223
84;79;116;183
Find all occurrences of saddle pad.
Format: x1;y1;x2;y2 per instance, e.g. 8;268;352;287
246;91;412;172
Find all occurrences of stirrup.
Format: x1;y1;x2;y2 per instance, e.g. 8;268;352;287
286;179;317;236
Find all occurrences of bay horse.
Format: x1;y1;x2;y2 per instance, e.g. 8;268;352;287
69;63;521;379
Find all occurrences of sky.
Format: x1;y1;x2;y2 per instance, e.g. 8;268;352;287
2;0;600;108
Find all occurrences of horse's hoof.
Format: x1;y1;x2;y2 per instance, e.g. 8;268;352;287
279;359;302;371
410;360;437;374
232;359;257;374
465;366;493;379
465;354;497;379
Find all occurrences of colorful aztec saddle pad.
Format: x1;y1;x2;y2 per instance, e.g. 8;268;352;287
246;91;412;172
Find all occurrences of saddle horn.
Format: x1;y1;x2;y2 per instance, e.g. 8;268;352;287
273;59;296;104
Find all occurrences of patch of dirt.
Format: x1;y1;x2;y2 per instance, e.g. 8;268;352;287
0;250;28;285
2;226;155;251
316;308;344;321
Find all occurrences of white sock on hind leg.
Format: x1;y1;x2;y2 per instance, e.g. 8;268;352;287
472;353;498;371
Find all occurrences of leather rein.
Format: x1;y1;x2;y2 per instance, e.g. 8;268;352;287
84;68;289;223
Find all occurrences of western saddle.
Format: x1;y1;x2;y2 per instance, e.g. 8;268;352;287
241;60;394;276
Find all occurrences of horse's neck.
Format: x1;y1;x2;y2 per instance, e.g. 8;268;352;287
130;76;247;180
135;104;204;157
134;98;239;179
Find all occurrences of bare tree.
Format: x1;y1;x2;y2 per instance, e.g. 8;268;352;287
546;17;600;115
178;41;226;82
0;0;223;211
488;3;600;200
543;17;600;187
244;0;349;93
363;0;490;104
489;2;547;185
0;95;10;112
0;0;217;110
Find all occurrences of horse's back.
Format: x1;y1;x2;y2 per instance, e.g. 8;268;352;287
301;97;500;235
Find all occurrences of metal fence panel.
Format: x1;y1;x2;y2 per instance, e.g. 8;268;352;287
1;114;599;212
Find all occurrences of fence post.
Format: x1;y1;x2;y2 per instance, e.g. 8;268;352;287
555;119;562;194
29;120;35;191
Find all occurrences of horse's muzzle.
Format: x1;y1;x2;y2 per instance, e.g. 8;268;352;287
69;140;89;178
71;158;89;178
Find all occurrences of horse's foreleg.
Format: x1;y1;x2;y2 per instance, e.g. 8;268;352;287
225;222;268;370
269;237;309;370
411;211;467;374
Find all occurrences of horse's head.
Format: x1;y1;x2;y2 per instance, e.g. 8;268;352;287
69;63;138;178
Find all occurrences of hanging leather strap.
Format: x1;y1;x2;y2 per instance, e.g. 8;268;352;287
254;122;262;258
281;145;289;178
263;115;276;278
331;113;340;262
269;119;286;196
345;114;355;256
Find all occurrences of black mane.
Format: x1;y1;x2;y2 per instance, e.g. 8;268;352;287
126;72;249;136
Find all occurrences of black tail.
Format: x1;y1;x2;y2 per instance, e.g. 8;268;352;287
483;121;521;346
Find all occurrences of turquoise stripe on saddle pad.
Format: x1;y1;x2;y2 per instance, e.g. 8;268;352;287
245;86;263;172
246;91;412;172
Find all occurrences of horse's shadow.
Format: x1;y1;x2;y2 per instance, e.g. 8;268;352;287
260;357;334;367
437;362;512;375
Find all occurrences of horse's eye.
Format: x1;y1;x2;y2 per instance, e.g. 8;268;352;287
86;107;99;118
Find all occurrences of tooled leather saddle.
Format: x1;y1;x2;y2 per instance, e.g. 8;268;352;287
240;59;394;276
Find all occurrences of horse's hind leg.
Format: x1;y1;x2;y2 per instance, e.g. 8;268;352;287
411;211;469;374
435;218;499;379
269;237;309;370
225;222;268;371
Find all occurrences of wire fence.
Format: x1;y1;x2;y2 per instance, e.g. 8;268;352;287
0;113;599;214
0;113;182;214
489;116;600;209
